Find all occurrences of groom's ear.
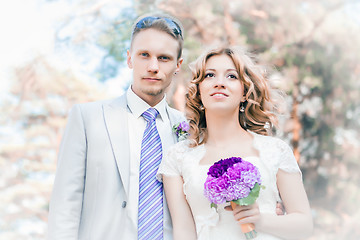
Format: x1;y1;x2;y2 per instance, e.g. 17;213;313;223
175;58;183;73
127;50;133;69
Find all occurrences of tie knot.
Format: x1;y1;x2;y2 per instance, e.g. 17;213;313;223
142;108;159;122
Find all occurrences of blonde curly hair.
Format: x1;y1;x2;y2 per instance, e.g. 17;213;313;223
186;46;278;147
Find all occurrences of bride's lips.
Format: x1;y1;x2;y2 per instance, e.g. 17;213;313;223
210;92;229;98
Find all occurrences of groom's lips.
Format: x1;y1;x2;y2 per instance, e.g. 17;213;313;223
143;77;161;81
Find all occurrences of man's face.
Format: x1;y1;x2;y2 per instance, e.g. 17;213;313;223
127;28;183;106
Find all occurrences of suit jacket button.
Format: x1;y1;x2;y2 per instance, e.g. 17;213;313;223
122;201;127;208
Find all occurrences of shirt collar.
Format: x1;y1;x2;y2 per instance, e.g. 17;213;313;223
126;86;168;121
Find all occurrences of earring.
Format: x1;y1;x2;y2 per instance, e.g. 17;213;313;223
240;103;245;112
199;104;205;110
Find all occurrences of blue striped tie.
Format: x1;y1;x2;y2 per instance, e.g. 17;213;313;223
138;108;163;240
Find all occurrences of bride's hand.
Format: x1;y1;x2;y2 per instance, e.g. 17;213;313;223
225;203;261;225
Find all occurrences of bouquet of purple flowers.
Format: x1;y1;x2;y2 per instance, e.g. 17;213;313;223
204;157;263;239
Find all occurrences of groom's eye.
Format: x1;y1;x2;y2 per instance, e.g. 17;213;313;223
159;56;170;61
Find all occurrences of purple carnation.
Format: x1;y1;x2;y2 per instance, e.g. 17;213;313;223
204;157;262;205
203;176;226;204
207;157;242;178
225;184;250;201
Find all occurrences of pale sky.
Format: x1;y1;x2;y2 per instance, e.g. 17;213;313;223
0;0;133;96
0;0;60;93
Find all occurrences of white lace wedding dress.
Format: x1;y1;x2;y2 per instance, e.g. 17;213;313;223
157;132;302;240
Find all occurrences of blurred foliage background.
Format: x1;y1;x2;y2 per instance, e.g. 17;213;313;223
0;0;359;239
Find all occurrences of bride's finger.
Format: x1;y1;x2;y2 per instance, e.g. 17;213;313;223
232;204;251;212
224;205;232;211
237;213;261;225
232;203;257;213
233;205;260;221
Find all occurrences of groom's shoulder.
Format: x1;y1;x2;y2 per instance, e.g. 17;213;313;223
166;105;185;120
75;94;126;111
167;105;184;115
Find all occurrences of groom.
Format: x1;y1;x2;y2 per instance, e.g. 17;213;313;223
47;13;185;240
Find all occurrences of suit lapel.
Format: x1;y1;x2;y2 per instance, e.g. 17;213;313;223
166;104;184;143
102;99;185;197
103;95;131;197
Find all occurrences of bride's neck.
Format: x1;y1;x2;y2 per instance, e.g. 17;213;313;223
205;110;247;147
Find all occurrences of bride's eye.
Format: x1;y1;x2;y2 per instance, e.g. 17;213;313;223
204;73;215;78
227;74;238;79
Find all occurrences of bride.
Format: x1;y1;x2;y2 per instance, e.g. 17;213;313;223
157;46;313;239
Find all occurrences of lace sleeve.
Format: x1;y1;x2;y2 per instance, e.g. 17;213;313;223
277;139;301;174
156;140;188;182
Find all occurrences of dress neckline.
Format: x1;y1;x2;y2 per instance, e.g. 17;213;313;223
198;155;260;167
196;132;261;167
193;130;261;167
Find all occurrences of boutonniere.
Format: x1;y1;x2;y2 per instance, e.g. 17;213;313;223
172;121;190;141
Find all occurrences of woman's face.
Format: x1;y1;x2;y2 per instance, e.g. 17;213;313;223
199;54;244;114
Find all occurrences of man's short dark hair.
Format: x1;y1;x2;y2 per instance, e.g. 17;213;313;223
131;13;184;59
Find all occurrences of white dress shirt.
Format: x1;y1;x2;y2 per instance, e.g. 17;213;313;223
125;87;175;239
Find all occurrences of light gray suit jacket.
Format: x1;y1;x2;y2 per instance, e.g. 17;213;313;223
47;94;185;240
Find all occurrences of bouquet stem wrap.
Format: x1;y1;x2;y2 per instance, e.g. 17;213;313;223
230;201;257;239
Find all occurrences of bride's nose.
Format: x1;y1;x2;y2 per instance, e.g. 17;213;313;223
213;76;226;88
